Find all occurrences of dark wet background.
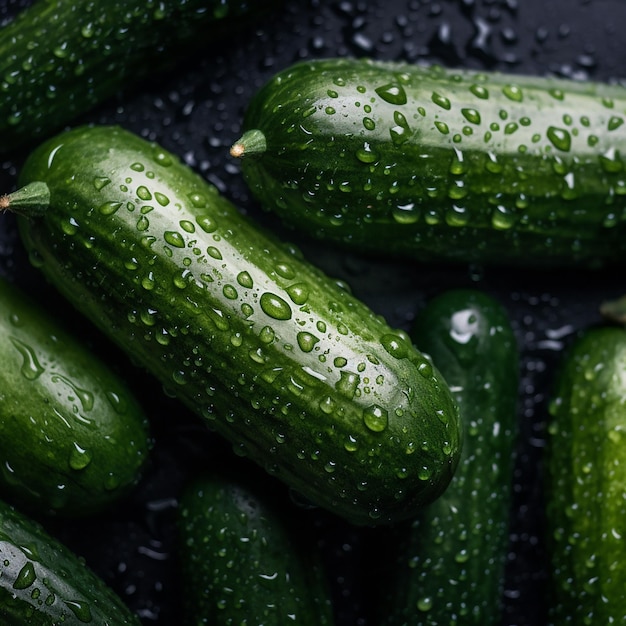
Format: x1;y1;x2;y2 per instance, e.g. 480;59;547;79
0;1;624;624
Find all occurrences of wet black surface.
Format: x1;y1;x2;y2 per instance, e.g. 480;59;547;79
0;1;624;624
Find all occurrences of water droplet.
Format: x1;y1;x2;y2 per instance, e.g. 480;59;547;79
435;121;450;135
93;176;111;191
223;284;238;300
274;262;295;279
260;293;292;320
381;333;408;359
363;117;376;131
136;215;149;231
297;332;319;353
547;126;572;152
286;283;309;305
10;337;45;380
154;192;170;206
491;205;517;230
375;82;407;105
237;271;253;289
356;142;378;163
431;91;451;110
390;110;412;145
12;561;36;590
196;216;217;235
99;201;122;215
335;370;359;399
363;404;388;432
179;220;195;234
258;325;275;344
69;442;92;470
392;203;419;224
344;435;358;452
470;84;489;99
136;185;152;201
64;599;92;623
164;231;185;248
461;107;481;124
207;246;222;260
153;150;173;167
502;84;523;102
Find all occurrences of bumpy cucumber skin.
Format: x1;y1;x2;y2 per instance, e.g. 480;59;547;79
178;468;334;625
0;277;150;517
0;498;140;625
234;58;626;268
546;326;626;625
14;125;461;527
379;289;518;625
0;0;270;154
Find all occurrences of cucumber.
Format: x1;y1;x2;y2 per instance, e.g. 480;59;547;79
545;324;626;625
0;0;273;154
0;276;151;517
231;57;626;268
8;124;461;527
379;289;519;625
178;464;334;624
0;497;140;625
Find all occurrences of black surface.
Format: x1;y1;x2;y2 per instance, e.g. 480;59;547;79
0;1;624;624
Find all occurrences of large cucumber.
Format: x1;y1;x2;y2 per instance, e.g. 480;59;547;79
0;497;140;625
378;288;519;625
545;324;626;624
8;124;461;527
231;57;626;268
0;0;273;154
0;276;151;517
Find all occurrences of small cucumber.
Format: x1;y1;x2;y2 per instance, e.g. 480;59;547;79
9;124;461;527
0;276;151;517
545;324;626;625
0;0;273;154
231;58;626;268
0;497;140;625
177;465;334;624
379;289;519;625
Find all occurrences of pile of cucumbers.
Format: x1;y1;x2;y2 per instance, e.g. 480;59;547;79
0;0;625;624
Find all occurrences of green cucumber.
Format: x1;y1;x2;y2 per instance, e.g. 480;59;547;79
379;289;519;625
8;124;461;527
545;324;626;624
178;465;334;624
0;276;150;517
231;57;626;268
0;497;140;625
0;0;273;154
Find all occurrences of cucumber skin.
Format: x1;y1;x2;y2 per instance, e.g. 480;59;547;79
380;289;518;625
14;124;461;527
0;498;140;625
178;468;334;625
546;326;626;625
234;57;626;268
0;277;151;517
0;0;269;154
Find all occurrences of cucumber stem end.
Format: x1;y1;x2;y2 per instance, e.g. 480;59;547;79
230;129;267;159
2;181;50;216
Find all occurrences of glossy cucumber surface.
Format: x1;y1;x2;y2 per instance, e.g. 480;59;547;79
545;325;626;625
0;497;140;625
379;288;519;625
178;466;334;624
0;0;272;154
0;276;151;517
11;124;461;527
232;57;626;268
